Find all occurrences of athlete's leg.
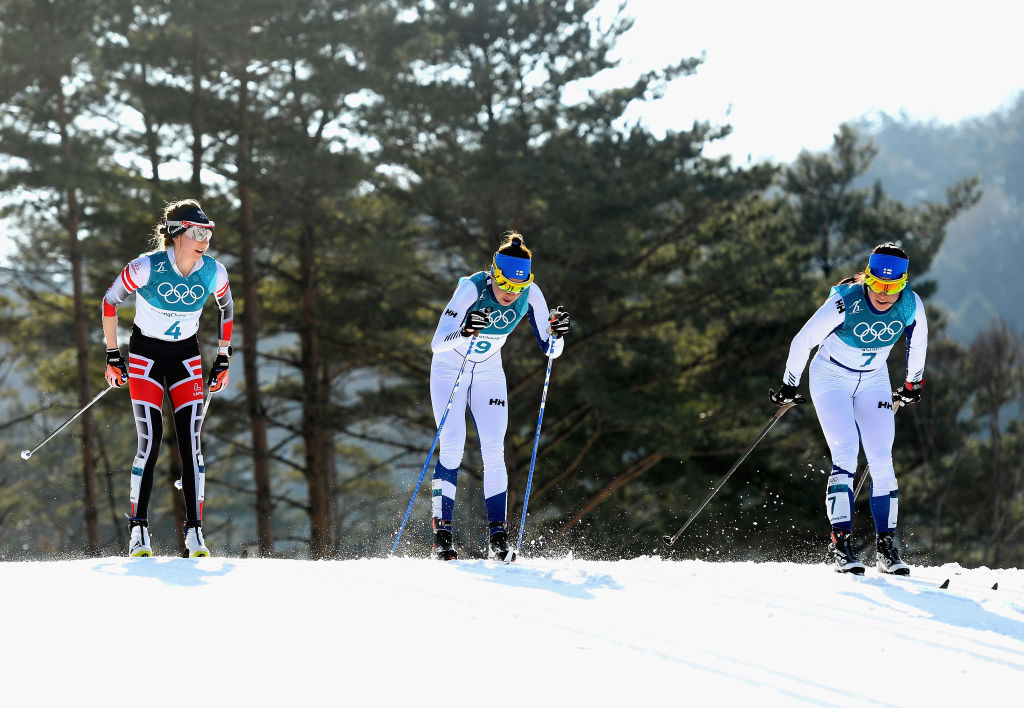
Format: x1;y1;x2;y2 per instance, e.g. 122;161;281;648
430;357;471;522
855;368;899;533
468;364;510;526
167;351;205;523
127;351;166;520
809;358;860;530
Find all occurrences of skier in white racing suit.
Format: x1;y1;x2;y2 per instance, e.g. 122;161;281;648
770;242;928;575
102;199;233;558
428;231;570;561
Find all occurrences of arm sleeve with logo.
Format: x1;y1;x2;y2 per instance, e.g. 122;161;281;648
431;278;482;354
102;255;151;316
526;283;565;359
782;294;845;386
213;261;234;342
904;293;928;383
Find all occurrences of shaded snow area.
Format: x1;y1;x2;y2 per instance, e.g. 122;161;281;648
4;557;1023;706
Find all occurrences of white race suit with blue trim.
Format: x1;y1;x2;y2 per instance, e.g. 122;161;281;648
428;271;563;529
781;282;928;533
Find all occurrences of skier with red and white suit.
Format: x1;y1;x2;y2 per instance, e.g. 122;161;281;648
102;199;233;558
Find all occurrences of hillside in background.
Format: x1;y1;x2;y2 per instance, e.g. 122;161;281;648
856;92;1024;341
3;556;1023;705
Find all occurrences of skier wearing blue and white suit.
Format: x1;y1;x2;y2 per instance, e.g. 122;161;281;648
428;232;570;562
770;243;927;575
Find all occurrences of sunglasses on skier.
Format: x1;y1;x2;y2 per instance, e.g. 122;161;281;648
864;267;907;295
491;260;534;293
166;220;215;242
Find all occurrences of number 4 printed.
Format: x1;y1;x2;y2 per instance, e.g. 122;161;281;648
164;321;182;339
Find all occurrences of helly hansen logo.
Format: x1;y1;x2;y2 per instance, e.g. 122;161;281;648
444;309;458;318
835;299;845;314
878;400;893;410
489;398;505;407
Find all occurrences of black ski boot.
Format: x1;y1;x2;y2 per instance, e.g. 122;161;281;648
432;519;457;561
828;528;866;574
487;521;516;563
876;532;910;575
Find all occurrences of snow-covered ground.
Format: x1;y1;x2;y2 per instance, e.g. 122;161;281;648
4;556;1023;706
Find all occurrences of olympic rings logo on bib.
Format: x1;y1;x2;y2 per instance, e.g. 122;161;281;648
485;309;519;330
157;282;206;305
853;321;903;343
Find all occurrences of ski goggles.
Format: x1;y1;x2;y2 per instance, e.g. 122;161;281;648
864;252;909;294
864;267;907;295
166;219;215;242
491;254;534;293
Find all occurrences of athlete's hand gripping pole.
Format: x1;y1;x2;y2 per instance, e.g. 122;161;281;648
20;386;116;461
390;334;479;556
662;400;803;546
515;336;558;557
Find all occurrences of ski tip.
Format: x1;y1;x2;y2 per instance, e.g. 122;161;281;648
939;578;950;589
662;535;675;547
992;582;999;590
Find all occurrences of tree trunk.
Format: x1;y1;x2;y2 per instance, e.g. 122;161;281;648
236;64;275;556
189;25;204;198
57;83;100;554
300;224;330;558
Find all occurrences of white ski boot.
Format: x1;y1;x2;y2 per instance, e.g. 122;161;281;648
487;521;517;563
128;519;152;557
184;522;210;558
828;528;865;574
876;532;910;575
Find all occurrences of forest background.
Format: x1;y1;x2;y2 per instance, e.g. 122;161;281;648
1;0;1022;567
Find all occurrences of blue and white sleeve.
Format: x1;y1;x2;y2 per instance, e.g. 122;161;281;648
526;283;564;359
430;279;481;354
904;293;928;384
782;295;845;386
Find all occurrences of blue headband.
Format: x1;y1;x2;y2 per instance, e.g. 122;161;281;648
867;253;908;280
493;253;531;281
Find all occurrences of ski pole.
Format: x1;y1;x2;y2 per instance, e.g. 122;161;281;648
174;390;213;491
853;398;903;500
20;385;115;460
662;399;802;546
390;334;478;556
515;337;557;555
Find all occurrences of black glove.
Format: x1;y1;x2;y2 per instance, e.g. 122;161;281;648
461;310;491;337
207;347;231;392
893;379;924;406
549;306;570;337
105;348;128;388
769;383;806;406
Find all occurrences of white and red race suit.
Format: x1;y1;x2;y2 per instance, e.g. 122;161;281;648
103;246;234;526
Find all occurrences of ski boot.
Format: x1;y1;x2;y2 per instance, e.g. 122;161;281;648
128;517;152;557
827;528;865;574
487;521;516;563
876;532;910;575
183;520;210;558
432;519;457;561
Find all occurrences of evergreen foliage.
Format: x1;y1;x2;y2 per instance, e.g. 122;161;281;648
0;0;1015;565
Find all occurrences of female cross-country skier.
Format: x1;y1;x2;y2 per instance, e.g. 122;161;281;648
769;242;927;575
428;231;570;562
102;199;233;557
